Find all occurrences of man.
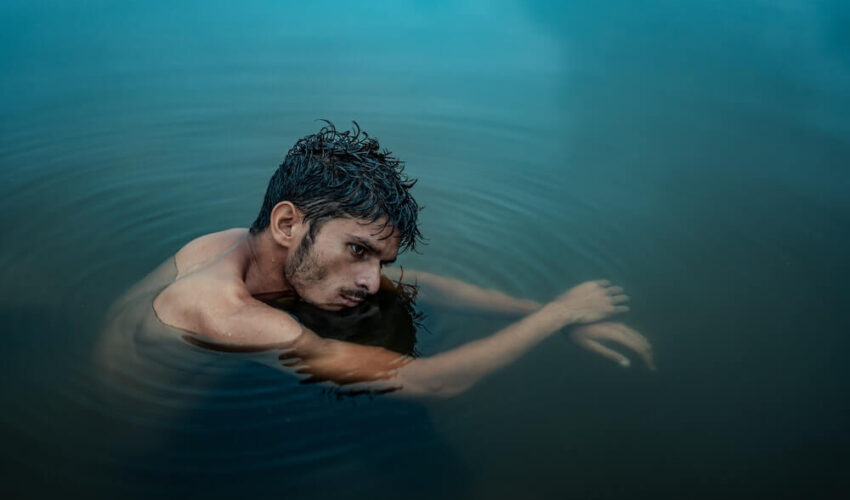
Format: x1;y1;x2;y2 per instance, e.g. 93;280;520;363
122;122;654;398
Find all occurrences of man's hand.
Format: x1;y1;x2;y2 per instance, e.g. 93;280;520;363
544;280;630;325
568;322;656;370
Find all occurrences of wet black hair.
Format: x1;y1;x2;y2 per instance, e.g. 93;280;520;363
277;279;424;358
249;121;422;252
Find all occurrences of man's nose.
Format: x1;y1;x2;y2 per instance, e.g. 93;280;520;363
354;266;381;295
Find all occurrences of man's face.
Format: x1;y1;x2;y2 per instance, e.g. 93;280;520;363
284;217;400;311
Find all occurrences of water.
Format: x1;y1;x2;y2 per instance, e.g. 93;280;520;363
2;0;849;498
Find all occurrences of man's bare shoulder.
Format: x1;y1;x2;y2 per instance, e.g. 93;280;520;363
153;266;301;347
154;228;255;336
174;228;249;277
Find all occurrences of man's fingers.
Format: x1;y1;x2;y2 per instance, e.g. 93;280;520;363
600;324;656;371
575;338;631;368
611;294;629;304
615;325;656;371
576;322;657;371
594;280;612;287
606;286;624;295
612;305;630;313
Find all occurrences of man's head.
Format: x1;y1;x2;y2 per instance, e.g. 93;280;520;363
251;122;421;310
250;121;420;248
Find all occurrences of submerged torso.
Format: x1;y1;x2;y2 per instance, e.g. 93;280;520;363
95;229;257;378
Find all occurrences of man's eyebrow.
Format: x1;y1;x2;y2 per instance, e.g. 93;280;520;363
348;235;378;253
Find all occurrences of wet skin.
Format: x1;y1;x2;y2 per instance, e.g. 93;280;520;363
128;201;654;397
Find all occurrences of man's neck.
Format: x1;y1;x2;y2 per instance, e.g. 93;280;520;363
242;230;294;299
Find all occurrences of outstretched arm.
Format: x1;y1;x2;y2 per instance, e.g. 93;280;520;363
393;297;584;397
381;269;656;371
382;267;542;315
277;296;582;398
212;280;630;398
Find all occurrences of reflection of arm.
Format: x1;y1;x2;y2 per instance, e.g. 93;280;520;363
382;268;541;315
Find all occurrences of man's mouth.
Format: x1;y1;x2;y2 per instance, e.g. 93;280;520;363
339;292;365;307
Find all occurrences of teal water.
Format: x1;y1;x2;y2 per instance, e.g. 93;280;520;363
1;1;849;498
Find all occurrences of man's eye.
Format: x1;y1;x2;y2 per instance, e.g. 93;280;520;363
349;244;366;257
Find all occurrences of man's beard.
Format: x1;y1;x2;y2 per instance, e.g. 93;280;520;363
284;233;327;295
283;232;368;307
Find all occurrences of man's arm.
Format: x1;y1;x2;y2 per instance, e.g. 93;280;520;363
381;269;656;371
193;280;628;398
392;296;588;397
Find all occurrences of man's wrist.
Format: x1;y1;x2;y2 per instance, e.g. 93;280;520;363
536;302;578;330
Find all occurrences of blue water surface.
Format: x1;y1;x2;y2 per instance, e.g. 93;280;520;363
1;1;849;498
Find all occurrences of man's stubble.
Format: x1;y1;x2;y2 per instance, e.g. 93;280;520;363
284;233;327;293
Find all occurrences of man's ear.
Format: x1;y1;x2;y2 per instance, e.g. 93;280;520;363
269;201;303;247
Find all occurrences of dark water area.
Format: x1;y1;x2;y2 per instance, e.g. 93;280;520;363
2;1;849;498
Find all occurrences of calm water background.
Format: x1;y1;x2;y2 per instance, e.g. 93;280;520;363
2;1;849;498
